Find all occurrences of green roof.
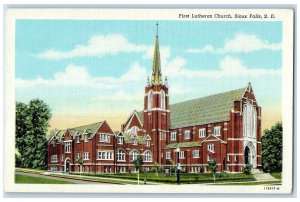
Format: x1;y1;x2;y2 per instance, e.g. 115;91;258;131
136;111;144;125
165;141;201;148
169;88;245;127
56;130;66;139
70;122;103;135
49;122;103;141
136;87;246;128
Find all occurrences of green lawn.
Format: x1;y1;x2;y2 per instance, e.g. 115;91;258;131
15;174;74;184
212;180;282;186
270;172;282;179
71;172;255;184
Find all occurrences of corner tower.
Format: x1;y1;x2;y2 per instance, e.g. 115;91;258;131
143;23;170;165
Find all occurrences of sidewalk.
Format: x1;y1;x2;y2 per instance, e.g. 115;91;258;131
16;168;162;185
53;173;163;185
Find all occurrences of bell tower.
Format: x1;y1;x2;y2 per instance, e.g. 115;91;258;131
143;22;170;165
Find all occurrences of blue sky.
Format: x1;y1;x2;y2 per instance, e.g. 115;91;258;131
15;20;282;130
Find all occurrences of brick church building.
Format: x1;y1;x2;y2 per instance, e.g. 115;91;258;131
48;28;262;174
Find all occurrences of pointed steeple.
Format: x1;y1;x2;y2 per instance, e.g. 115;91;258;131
151;22;162;85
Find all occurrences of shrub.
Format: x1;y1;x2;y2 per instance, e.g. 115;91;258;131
243;163;252;174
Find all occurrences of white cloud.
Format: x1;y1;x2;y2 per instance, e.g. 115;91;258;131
16;62;147;89
164;56;281;79
120;63;147;82
186;33;281;54
90;90;144;102
143;45;171;67
37;34;148;60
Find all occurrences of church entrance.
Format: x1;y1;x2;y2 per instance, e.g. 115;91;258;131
244;146;250;164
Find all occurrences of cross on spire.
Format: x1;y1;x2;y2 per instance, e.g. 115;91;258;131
156;21;159;36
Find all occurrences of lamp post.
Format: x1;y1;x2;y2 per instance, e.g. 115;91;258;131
144;168;147;184
175;147;180;185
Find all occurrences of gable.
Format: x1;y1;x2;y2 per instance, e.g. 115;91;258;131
242;83;257;103
201;134;221;143
97;120;114;135
123;111;143;132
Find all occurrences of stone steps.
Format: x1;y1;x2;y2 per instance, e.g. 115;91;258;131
251;169;278;181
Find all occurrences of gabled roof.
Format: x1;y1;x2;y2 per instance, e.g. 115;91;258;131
71;122;103;134
48;121;104;142
48;129;66;143
136;111;144;126
136;86;246;128
169;87;245;128
123;110;143;132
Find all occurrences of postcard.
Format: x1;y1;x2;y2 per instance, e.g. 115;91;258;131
4;8;294;194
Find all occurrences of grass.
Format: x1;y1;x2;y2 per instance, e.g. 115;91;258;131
49;173;139;185
15;174;74;184
270;172;282;179
212;180;282;186
71;172;255;184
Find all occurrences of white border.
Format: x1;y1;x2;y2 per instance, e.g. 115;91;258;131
4;8;294;194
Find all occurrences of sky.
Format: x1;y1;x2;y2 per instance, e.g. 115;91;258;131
15;20;282;132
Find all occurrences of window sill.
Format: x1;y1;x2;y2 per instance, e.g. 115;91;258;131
193;157;200;158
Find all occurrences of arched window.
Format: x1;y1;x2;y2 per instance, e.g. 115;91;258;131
160;90;165;110
130;150;139;162
117;149;125;161
130;126;139;136
252;108;257;137
145;135;151;147
243;101;257;137
147;91;153;110
143;150;152;162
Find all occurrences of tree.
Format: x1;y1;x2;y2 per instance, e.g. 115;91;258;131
208;159;218;183
132;155;144;185
15;99;52;169
168;159;176;176
154;161;163;176
262;122;282;173
76;157;83;174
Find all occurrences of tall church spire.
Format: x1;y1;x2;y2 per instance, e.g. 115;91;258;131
151;22;162;85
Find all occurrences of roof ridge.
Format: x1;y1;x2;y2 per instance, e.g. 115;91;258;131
135;86;246;113
70;121;103;130
170;87;246;106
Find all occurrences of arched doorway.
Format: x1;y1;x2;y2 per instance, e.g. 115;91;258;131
65;159;70;173
244;142;257;168
244;146;250;164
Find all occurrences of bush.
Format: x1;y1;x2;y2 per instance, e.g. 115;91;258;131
271;172;281;179
71;172;255;184
243;164;252;174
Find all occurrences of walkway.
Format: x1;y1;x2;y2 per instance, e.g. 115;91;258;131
16;172;100;184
